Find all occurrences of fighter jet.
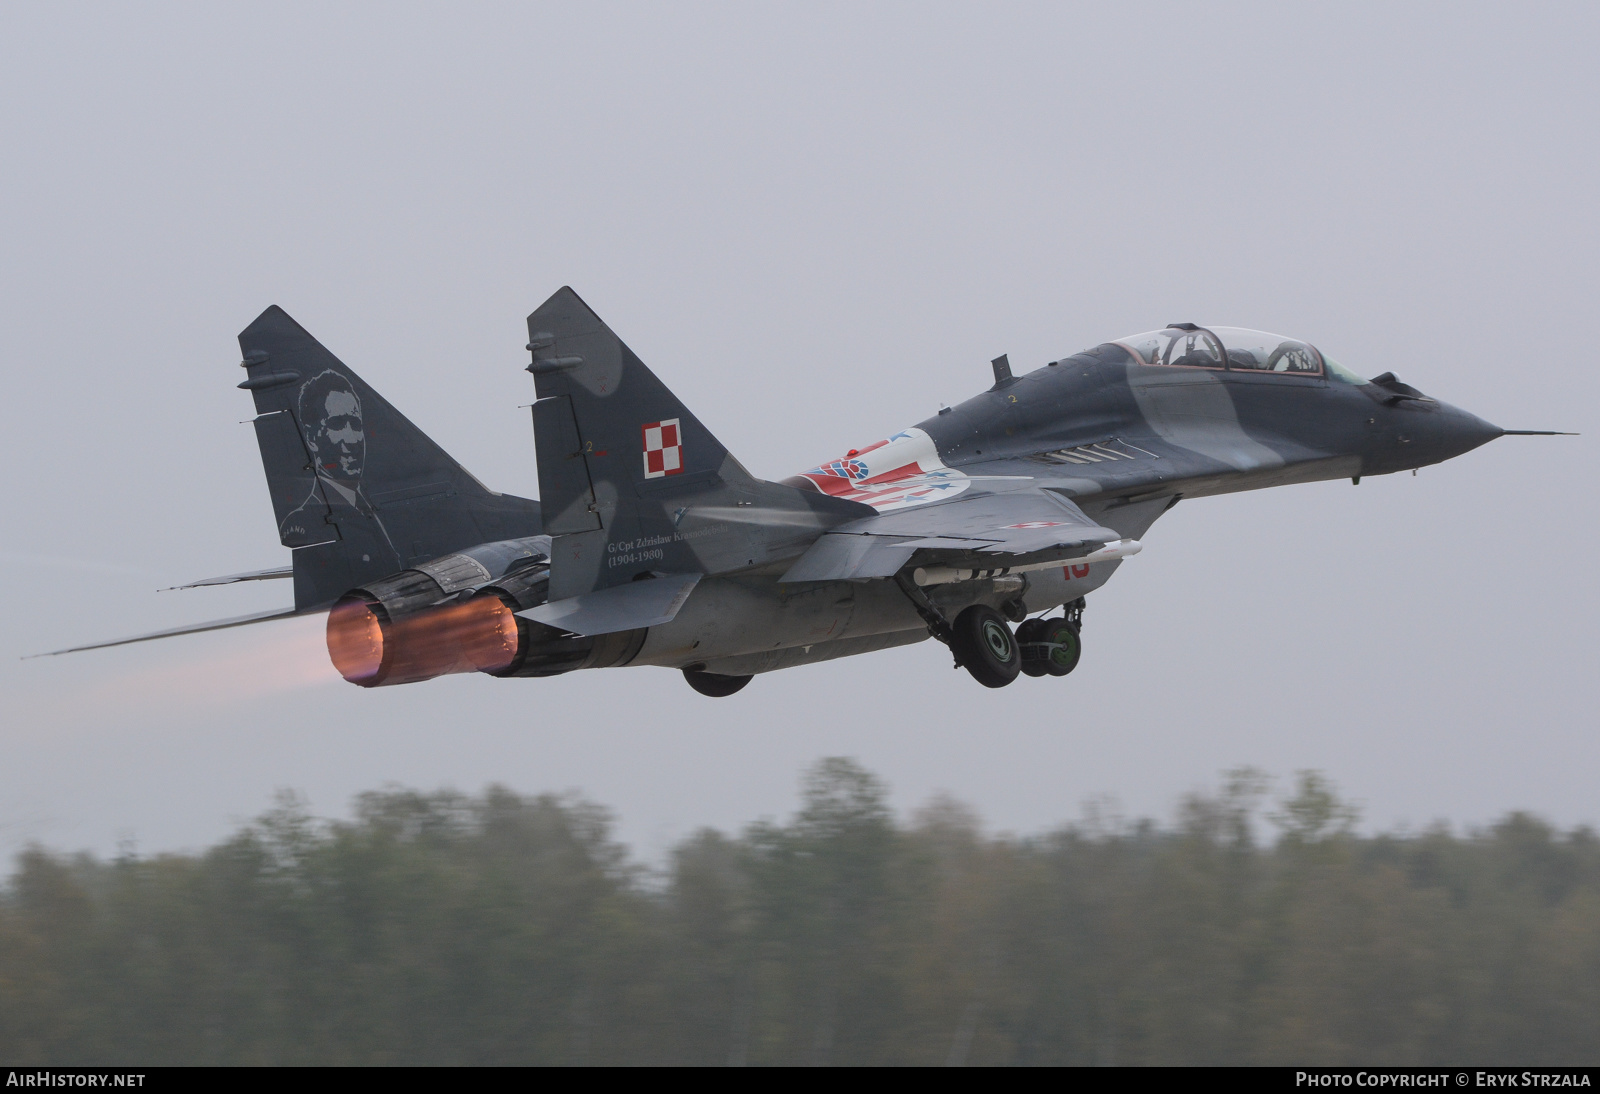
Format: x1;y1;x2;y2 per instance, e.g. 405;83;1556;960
43;288;1564;694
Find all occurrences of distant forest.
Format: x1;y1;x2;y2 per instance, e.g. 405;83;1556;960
2;760;1597;1066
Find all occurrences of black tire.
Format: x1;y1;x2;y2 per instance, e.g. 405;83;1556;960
1016;618;1050;677
683;666;753;697
1038;618;1082;677
950;606;1021;688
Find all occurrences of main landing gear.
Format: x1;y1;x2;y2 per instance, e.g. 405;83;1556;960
1018;599;1083;679
947;598;1085;689
949;605;1021;687
892;574;1086;689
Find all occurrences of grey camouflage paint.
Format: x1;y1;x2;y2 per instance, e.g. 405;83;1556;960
509;294;1501;683
42;297;1506;684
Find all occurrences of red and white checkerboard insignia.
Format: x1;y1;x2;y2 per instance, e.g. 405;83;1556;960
1004;521;1065;529
641;418;683;479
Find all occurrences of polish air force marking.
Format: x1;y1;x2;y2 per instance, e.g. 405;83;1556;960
642;418;683;479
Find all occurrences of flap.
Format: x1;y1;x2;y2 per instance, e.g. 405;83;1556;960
521;572;701;636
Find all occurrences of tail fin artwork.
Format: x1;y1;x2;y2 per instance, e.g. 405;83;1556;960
238;306;542;610
525;288;868;602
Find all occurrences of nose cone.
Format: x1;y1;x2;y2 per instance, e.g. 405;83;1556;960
1435;402;1503;460
1364;397;1502;476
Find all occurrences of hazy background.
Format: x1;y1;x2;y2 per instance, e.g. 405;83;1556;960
2;1;1594;861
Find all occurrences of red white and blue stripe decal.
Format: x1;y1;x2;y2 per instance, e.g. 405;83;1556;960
796;428;970;512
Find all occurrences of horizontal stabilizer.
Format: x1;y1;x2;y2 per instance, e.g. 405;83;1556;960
27;606;308;658
163;566;293;590
520;573;701;637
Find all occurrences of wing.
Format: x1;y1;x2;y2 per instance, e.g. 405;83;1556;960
27;606;309;658
779;485;1125;582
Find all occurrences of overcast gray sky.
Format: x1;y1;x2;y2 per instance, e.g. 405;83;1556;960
2;1;1595;860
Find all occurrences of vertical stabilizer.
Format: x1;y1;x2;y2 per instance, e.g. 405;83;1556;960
524;288;867;601
238;306;541;608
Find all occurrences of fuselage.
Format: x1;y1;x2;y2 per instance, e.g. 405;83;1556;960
920;336;1500;501
60;307;1508;690
635;327;1503;676
286;309;1506;689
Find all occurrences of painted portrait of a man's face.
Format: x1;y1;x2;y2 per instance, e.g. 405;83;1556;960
301;371;364;481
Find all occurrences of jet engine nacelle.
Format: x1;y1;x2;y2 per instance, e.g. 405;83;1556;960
325;537;553;687
326;593;523;687
322;536;647;687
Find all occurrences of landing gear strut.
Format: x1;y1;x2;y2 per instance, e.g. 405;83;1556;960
893;575;1084;688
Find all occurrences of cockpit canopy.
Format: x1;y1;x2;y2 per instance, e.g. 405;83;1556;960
1110;326;1368;384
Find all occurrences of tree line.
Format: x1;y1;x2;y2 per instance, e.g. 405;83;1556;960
2;759;1597;1065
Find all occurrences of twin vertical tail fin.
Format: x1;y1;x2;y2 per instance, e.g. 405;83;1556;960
524;287;868;602
525;288;736;538
238;306;541;609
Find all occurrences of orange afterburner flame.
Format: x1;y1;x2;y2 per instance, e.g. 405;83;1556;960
327;599;385;682
325;596;520;687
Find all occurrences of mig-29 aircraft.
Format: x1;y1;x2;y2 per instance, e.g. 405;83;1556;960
43;288;1561;694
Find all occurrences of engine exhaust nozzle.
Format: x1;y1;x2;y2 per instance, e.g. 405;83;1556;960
326;596;521;687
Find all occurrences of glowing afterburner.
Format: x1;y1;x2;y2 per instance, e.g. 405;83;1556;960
326;596;519;687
